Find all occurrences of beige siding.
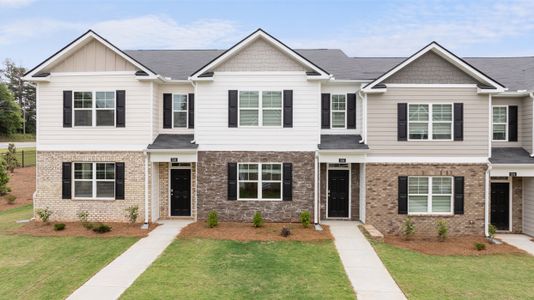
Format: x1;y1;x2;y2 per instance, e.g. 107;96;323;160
492;97;523;148
522;177;534;236
47;39;138;73
367;87;489;157
521;97;533;154
214;38;309;72
155;84;195;136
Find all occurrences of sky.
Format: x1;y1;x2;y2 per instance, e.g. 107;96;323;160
1;0;534;69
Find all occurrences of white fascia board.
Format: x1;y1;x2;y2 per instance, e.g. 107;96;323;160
361;88;387;94
37;144;147;151
22;76;50;82
365;155;489;164
490;164;534;177
145;148;197;153
198;144;318;151
318;152;367;163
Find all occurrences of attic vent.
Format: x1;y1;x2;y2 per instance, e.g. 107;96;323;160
477;84;494;90
33;72;50;78
199;72;214;78
373;83;387;89
306;71;321;76
135;70;149;76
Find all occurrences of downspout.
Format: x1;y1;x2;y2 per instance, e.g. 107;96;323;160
484;163;492;237
143;151;149;228
314;150;319;224
488;94;492;159
357;88;367;143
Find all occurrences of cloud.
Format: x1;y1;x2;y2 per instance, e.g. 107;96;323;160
0;18;82;45
0;0;33;7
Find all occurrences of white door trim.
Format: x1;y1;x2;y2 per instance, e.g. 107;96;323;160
326;163;351;220
168;163;193;217
490;177;513;232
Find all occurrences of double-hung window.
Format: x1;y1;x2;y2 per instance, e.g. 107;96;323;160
95;92;115;126
173;94;188;128
492;106;507;141
408;104;452;140
408;176;452;214
238;163;282;200
73;162;115;199
239;91;282;127
331;94;346;128
74;92;93;126
74;91;116;127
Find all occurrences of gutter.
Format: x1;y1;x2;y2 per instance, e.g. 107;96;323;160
357;88;367;144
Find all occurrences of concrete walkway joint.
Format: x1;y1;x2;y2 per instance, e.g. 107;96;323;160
325;221;406;300
67;220;192;300
496;234;534;255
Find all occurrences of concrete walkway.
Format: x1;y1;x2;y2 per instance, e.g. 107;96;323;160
496;234;534;255
325;221;406;300
67;220;192;300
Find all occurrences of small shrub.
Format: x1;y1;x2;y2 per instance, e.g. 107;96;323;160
4;144;20;173
54;223;66;231
125;205;139;224
300;210;311;228
0;161;10;196
436;220;448;242
36;207;52;223
93;224;112;233
77;210;93;229
207;210;218;228
488;224;497;239
281;227;291;237
252;211;264;228
4;194;16;204
401;217;415;240
475;242;486;251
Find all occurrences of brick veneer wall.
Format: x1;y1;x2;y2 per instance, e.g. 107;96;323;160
35;151;149;222
319;163;360;221
158;162;197;219
365;163;487;236
196;151;315;222
512;177;523;233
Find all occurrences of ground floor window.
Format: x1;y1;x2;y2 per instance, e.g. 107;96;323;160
73;162;115;199
408;176;452;214
238;163;282;200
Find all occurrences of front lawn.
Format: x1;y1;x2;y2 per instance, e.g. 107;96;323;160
0;205;138;300
374;242;534;299
121;238;355;299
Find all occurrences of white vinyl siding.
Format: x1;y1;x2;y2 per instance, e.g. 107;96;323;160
320;84;362;135
238;163;282;200
408;103;452;141
73;91;115;127
522;178;534;236
156;84;194;135
73;162;115;200
492;106;507;141
408;176;453;214
238;90;282;127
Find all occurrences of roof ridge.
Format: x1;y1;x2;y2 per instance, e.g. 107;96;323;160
124;49;225;51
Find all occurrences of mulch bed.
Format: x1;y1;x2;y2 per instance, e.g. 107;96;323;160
13;221;157;238
384;235;526;256
179;221;332;242
0;167;35;211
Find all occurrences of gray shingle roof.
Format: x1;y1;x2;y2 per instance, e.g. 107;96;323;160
318;135;369;150
490;147;534;164
124;49;534;91
147;134;197;150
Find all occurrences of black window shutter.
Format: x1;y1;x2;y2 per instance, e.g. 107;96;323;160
283;90;293;128
63;91;72;128
228;90;238;128
508;105;518;142
453;103;463;141
62;162;71;199
116;90;126;127
115;162;125;200
163;93;172;128
188;93;194;129
227;162;237;200
321;93;330;129
454;176;464;214
398;176;408;214
347;93;356;129
283;163;293;201
398;103;407;141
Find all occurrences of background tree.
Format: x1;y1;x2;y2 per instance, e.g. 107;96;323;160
4;144;19;173
0;59;36;134
0;83;23;135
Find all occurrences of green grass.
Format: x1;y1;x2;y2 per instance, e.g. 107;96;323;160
0;205;138;300
373;242;534;299
122;238;355;300
0;134;35;142
0;147;36;167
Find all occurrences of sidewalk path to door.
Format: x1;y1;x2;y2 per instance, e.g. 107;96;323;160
496;234;534;255
67;220;192;300
325;221;406;300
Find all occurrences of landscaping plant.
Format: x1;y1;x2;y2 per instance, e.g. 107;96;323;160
300;210;311;228
401;217;415;240
207;210;218;228
93;224;112;233
54;223;66;231
77;210;93;229
474;242;486;251
36;207;52;224
125;205;139;224
488;224;497;239
436;219;448;242
4;194;16;204
0;160;10;196
252;211;264;228
4;144;19;173
280;227;291;237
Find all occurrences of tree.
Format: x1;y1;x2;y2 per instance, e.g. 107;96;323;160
0;160;10;196
0;83;23;135
4;143;19;173
0;59;36;134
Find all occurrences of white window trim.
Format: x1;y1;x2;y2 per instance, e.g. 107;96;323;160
408;176;454;215
331;94;347;129
237;90;283;128
492;105;508;142
172;93;188;128
237;162;283;201
73;91;116;128
72;162;116;200
407;103;454;141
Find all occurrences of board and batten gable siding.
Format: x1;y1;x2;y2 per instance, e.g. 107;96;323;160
37;75;152;150
155;84;194;136
320;84;362;134
522;177;534;236
195;73;320;150
46;39;138;73
491;97;524;148
366;87;489;157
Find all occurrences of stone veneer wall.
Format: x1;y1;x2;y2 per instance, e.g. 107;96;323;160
512;177;523;233
366;163;487;236
196;151;315;222
158;162;197;219
35;151;149;222
319;163;360;221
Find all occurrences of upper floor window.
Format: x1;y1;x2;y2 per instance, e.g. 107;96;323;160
408;176;452;214
173;94;188;128
331;94;346;129
238;163;282;200
73;162;115;199
408;104;452;140
239;91;282;127
492;106;507;141
74;91;115;127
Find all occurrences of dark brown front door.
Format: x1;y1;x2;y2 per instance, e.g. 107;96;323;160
328;170;349;218
170;169;191;216
491;182;510;230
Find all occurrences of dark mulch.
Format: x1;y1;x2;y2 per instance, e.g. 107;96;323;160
0;167;35;212
13;221;158;237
